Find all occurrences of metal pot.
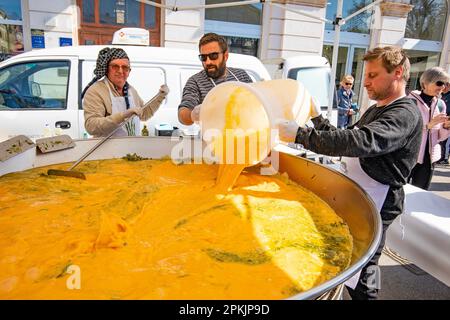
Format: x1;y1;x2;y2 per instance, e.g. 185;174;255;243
0;136;382;300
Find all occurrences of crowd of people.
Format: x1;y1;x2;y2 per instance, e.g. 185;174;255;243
81;33;450;300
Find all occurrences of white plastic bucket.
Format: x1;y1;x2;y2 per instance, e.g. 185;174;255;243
200;79;316;166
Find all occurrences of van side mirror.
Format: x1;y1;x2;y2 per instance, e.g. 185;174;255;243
30;81;41;97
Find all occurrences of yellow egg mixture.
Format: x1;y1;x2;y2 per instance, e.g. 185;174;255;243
0;158;352;299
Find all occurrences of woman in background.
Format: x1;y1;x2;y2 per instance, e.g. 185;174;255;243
337;74;356;129
407;67;450;189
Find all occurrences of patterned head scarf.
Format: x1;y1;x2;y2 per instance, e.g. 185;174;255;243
81;47;130;100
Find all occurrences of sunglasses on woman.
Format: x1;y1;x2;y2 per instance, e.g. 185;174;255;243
345;82;353;86
198;52;222;62
435;81;447;87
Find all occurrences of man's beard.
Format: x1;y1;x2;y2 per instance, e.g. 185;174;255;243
205;60;226;79
367;85;393;102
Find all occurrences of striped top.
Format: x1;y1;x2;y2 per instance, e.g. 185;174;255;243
178;67;253;110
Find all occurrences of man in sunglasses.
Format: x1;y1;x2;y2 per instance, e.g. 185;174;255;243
82;47;168;137
278;46;423;300
178;33;252;125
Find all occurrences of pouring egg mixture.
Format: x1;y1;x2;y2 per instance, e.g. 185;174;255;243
0;158;352;299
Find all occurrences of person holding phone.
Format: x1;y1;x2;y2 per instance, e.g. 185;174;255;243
407;67;450;189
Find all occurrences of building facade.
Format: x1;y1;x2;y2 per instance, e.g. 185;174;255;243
1;0;449;108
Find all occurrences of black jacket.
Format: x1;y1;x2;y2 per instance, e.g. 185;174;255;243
295;97;423;222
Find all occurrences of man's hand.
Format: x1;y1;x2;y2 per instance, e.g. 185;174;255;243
122;107;142;120
427;113;448;129
141;85;170;117
278;120;299;143
191;104;201;123
159;84;169;96
310;96;322;119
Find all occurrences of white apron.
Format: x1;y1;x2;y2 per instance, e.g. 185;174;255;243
341;155;389;289
339;129;390;289
339;156;390;213
109;85;140;137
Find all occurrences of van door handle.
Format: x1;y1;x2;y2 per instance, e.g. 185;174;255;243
55;121;71;129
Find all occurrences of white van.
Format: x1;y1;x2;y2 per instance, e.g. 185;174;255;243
0;45;270;142
263;55;338;125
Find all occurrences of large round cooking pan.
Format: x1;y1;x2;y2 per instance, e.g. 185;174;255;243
0;136;382;299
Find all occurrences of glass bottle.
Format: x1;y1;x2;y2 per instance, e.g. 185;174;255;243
141;124;149;136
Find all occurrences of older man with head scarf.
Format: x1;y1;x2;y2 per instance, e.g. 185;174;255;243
82;47;168;137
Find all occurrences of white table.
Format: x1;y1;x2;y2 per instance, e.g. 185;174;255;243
386;184;450;286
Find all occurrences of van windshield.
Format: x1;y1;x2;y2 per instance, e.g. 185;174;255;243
0;61;70;110
287;67;331;108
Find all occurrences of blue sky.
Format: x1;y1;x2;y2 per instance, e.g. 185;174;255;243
0;0;22;20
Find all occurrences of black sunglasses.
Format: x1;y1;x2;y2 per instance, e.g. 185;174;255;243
198;52;222;62
345;82;353;86
435;81;447;87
